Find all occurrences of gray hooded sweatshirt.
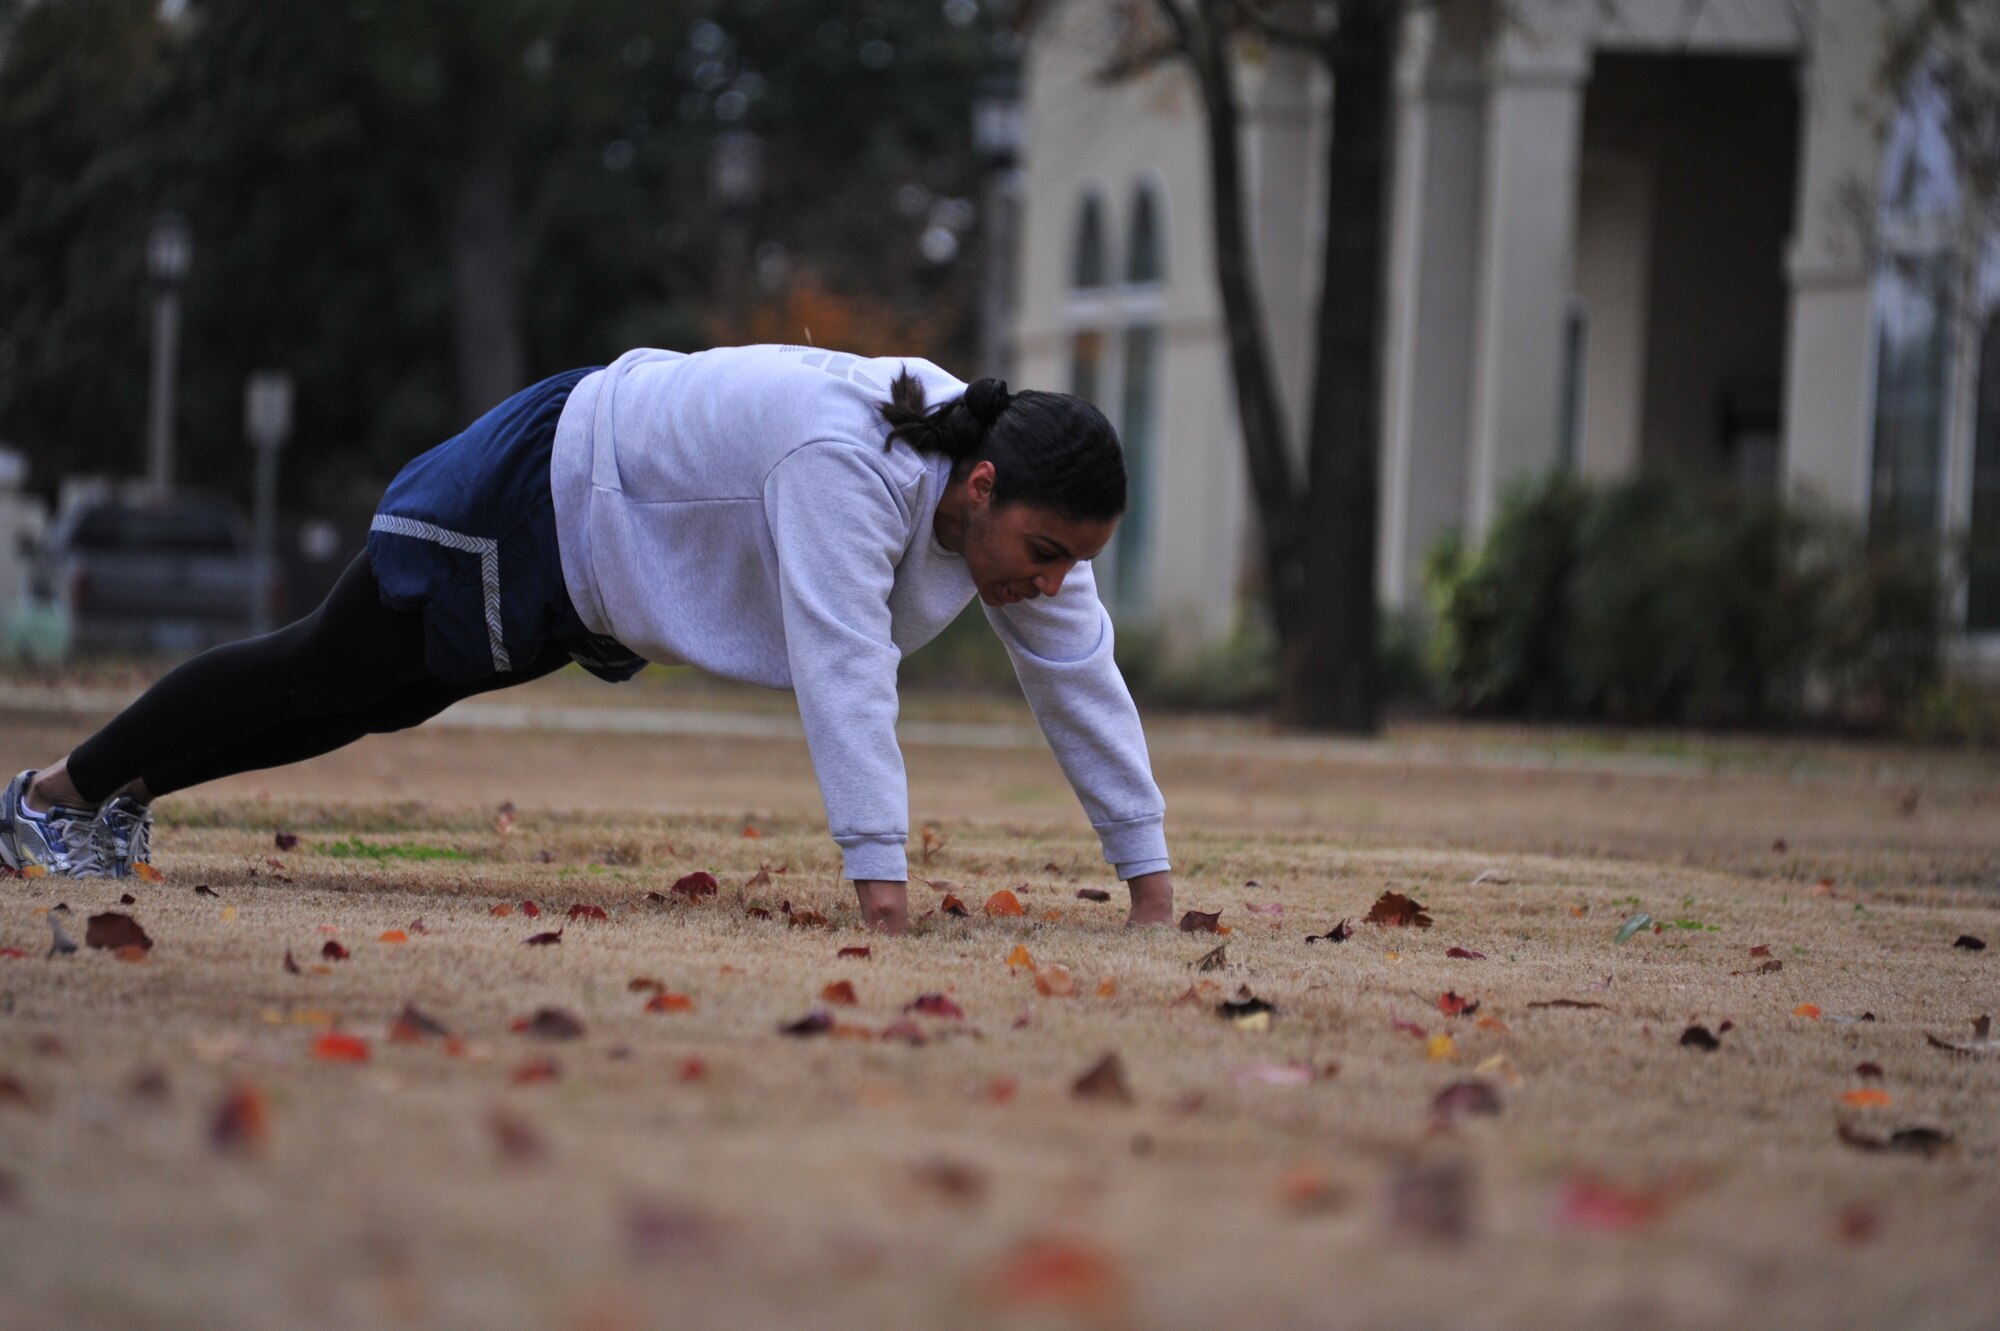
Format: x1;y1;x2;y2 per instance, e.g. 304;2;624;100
549;343;1169;884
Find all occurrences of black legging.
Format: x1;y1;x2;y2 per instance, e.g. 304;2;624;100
64;554;572;803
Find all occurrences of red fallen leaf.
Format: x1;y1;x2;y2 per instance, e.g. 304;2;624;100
979;1234;1129;1315
377;929;409;944
522;1007;585;1040
746;906;773;920
209;1082;270;1153
1305;919;1353;944
743;867;772;891
1179;909;1223;933
671;871;719;899
0;1072;35;1107
678;1057;707;1081
490;903;515;917
984;889;1026;917
782;900;830;927
84;912;152;953
907;993;966;1019
940;894;970;917
1855;1061;1884;1079
1437;992;1480;1018
389;1005;450;1043
837;945;872;959
0;947;26;960
742;825;761;839
520;901;541;918
487;1107;545;1163
645;992;694;1013
1445;946;1486;960
1076;888;1112;902
511;1056;562;1085
1556;1172;1676;1232
282;949;301;975
1071;1052;1134;1104
1718;1019;1736;1033
881;1018;928;1044
1430;1077;1502;1126
321;940;349;961
312;1032;370;1063
274;831;299;851
1391;1018;1429;1039
821;979;859;1006
779;1007;834;1036
986;1076;1018;1104
1365;891;1433;929
1834;1203;1879;1244
567;903;609;922
523;929;565;946
1749;944;1773;958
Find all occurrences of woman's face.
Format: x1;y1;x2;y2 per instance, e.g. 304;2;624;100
961;491;1118;608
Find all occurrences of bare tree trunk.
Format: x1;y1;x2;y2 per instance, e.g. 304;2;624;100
449;109;526;422
1283;0;1396;730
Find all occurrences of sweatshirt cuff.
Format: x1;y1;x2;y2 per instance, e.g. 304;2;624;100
1114;857;1171;881
837;836;908;883
1096;815;1168;877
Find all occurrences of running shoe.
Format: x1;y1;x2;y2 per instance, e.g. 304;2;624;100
0;769;106;877
93;795;155;879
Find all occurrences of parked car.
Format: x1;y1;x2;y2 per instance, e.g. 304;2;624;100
32;488;280;655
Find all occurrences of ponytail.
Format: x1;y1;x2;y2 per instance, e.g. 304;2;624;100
878;367;1126;523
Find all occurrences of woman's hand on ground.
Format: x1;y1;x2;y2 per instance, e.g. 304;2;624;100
854;880;909;935
1125;870;1174;928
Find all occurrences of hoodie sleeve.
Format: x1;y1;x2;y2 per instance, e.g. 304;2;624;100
763;443;913;881
982;561;1170;879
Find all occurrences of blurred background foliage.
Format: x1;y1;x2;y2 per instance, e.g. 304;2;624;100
0;0;1015;518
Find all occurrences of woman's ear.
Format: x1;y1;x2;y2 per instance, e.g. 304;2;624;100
966;459;998;506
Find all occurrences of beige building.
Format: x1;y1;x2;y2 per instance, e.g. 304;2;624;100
1010;0;2000;671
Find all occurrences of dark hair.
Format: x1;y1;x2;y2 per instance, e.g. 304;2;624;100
878;368;1126;522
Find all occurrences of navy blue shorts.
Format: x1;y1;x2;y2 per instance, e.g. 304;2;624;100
366;368;645;685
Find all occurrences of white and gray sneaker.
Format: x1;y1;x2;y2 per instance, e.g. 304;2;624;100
0;769;109;877
93;796;155;879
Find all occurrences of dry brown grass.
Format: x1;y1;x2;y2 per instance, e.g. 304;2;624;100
2;692;1998;1331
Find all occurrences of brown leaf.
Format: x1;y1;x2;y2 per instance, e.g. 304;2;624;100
1748;944;1773;957
1855;1061;1884;1079
282;949;301;975
880;1017;928;1044
1033;964;1076;998
118;892;135;905
672;871;719;899
487;1107;545;1163
1437;992;1480;1018
1954;934;1987;951
1365;891;1433;929
84;912;152;953
912;1158;989;1205
520;901;541;918
743;868;772;891
1835;1118;1955;1157
521;1007;585;1041
510;1056;562;1085
1679;1024;1721;1051
567;903;609;922
939;893;970;917
821;979;859;1006
1179;909;1223;933
1076;888;1111;902
983;889;1025;917
779;1007;834;1037
320;939;349;961
194;885;220;898
837;945;872;960
1430;1078;1502;1126
1194;942;1229;972
906;993;965;1019
522;929;565;946
628;976;666;994
274;831;299;851
1444;946;1485;959
781;900;829;928
645;992;694;1013
208;1082;270;1154
1386;1159;1471;1242
1527;999;1606;1010
1071;1052;1134;1104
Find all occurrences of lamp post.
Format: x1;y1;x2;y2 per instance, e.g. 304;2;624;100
244;371;292;635
144;213;192;494
972;77;1023;380
709;130;764;339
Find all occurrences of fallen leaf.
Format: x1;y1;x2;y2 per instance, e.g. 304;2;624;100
377;929;408;945
490;903;514;917
1556;1172;1677;1232
487;1107;545;1163
672;872;719;899
907;993;965;1019
321;940;349;961
219;905;237;923
194;885;220;898
1835;1118;1955;1157
1444;946;1485;959
779;1007;834;1037
940;894;971;917
313;1032;370;1063
1841;1088;1892;1107
1730;959;1783;976
520;901;541;919
978;1234;1128;1317
522;1007;585;1040
282;949;300;975
837;945;871;959
1437;992;1480;1018
1304;919;1353;944
523;929;564;946
646;992;695;1013
1528;999;1606;1010
1476;1053;1524;1086
1071;1053;1133;1104
1006;944;1035;972
0;947;26;960
275;831;299;851
209;1082;269;1154
1855;1061;1884;1079
1475;1014;1510;1035
389;1005;450;1043
1954;934;1987;951
1034;964;1076;998
1680;1024;1721;1051
1426;1033;1457;1061
820;980;858;1006
1365;892;1433;929
1076;888;1111;902
678;1057;707;1081
781;900;829;928
568;903;609;922
986;1077;1018;1104
1794;1003;1822;1019
1430;1078;1502;1125
119;892;135;904
1095;978;1118;998
1244;901;1283;919
1179;909;1224;933
880;1018;928;1044
1834;1203;1879;1244
983;889;1025;917
511;1057;562;1085
1171;981;1221;1008
1749;944;1772;958
628;977;665;994
743;868;772;891
133;863;164;883
1386;1159;1471;1242
1392;1018;1428;1039
1275;1162;1346;1214
84;913;152;953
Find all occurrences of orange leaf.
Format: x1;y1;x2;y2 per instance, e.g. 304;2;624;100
1569;905;1586;918
1039;909;1063;922
1475;1014;1510;1034
511;1057;561;1084
1006;944;1035;972
645;992;695;1013
1841;1088;1892;1108
1034;964;1076;998
1794;1003;1822;1019
742;825;761;839
1437;991;1481;1018
312;1032;370;1063
1096;978;1118;998
21;865;47;880
133;863;165;883
981;1235;1129;1315
821;980;859;1006
377;929;408;944
490;903;514;917
983;889;1025;917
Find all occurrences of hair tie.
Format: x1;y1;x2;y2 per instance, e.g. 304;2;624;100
964;377;1012;426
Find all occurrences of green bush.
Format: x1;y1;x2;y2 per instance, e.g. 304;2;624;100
1425;470;1952;730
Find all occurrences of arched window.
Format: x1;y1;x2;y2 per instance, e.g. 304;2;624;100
1126;183;1163;285
1071;192;1109;290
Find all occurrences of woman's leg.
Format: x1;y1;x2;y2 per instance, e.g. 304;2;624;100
47;553;433;807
